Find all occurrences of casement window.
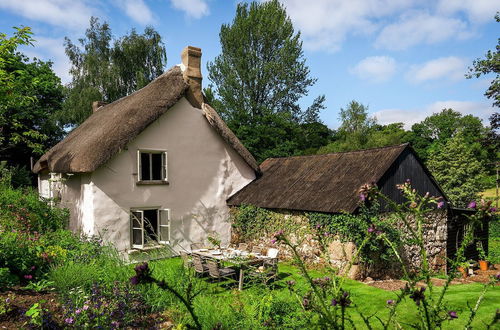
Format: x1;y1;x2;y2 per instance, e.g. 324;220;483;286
137;150;168;182
131;208;171;249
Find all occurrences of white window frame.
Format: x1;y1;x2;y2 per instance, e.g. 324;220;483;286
130;208;171;248
137;149;168;182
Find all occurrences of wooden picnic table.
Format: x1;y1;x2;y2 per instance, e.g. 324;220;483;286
191;249;271;290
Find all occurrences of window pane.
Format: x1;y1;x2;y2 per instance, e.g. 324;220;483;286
160;226;169;242
131;211;142;228
143;209;158;242
140;152;150;180
132;229;142;245
151;153;163;180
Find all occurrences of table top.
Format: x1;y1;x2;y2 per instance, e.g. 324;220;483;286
191;249;272;264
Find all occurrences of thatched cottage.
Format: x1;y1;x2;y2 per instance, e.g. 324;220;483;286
33;46;259;253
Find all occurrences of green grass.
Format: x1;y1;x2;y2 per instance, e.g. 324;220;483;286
143;258;500;329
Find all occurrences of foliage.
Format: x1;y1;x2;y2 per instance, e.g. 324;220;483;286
466;13;500;107
318;101;407;154
60;17;167;126
406;108;489;163
0;183;68;234
0;27;64;169
61;282;149;328
207;0;328;162
428;132;485;207
0;267;18;290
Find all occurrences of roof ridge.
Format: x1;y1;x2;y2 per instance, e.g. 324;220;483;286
265;143;409;161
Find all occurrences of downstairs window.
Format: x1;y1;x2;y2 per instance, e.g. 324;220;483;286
130;209;170;249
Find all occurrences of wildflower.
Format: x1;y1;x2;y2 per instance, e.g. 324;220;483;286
65;317;74;324
409;201;418;209
30;266;36;271
467;201;476;209
490;207;497;213
437;201;445;209
5;298;10;304
368;225;376;233
75;309;81;314
331;299;337;306
338;291;351;307
271;238;277;244
24;274;32;280
83;305;89;311
286;280;295;287
359;193;367;202
448;311;458;319
302;298;310;308
495;273;500;281
111;321;120;328
129;276;139;285
387;299;394;305
409;287;425;306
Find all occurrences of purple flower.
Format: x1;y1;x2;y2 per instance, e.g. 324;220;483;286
448;311;458;319
437;201;445;209
24;274;32;280
130;276;139;285
410;287;426;306
490;207;497;213
316;224;322;229
331;299;338;306
368;225;376;233
496;273;500;281
30;266;36;271
75;309;81;314
467;201;477;209
271;238;277;244
65;317;74;324
387;299;394;305
5;298;10;304
83;305;89;311
359;193;367;202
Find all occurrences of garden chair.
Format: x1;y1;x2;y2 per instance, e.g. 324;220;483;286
192;254;208;277
190;242;205;251
206;259;237;282
251;246;261;254
238;243;248;251
180;251;193;269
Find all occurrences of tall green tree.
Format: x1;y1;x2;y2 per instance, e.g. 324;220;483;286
427;132;485;207
207;0;326;162
0;27;64;171
60;17;167;126
406;109;487;162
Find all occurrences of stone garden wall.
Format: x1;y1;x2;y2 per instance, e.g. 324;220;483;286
231;208;448;279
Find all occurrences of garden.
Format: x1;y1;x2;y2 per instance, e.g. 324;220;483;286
0;173;499;329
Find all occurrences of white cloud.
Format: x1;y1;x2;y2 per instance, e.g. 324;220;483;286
375;11;472;50
116;0;154;25
279;0;414;52
23;37;72;84
0;0;94;30
437;0;500;23
170;0;209;19
407;56;467;83
373;100;492;129
350;56;396;82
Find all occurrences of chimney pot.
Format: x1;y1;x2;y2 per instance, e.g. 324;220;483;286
92;101;108;112
181;46;203;108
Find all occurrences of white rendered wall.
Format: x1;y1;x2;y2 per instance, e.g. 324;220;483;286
88;98;256;252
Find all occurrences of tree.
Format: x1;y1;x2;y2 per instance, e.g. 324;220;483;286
406;109;487;162
466;13;499;107
427;132;485;207
207;0;326;162
60;17;167;126
0;27;64;172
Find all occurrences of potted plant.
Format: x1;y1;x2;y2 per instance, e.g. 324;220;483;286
207;234;222;251
476;242;489;271
457;261;470;278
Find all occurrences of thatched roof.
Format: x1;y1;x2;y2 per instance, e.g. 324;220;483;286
33;66;259;174
227;144;410;213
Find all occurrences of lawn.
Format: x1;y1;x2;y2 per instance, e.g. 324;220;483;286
144;257;500;329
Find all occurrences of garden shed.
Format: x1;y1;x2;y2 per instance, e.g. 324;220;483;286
228;144;483;274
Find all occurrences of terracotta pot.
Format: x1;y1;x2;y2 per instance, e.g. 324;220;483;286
479;260;489;271
457;267;468;278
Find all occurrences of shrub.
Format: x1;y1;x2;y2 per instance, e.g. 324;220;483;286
0;268;18;290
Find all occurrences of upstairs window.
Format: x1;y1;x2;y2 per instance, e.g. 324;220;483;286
137;150;168;182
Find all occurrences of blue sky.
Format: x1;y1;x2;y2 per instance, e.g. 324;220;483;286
0;0;498;129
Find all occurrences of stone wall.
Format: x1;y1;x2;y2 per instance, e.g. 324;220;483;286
231;209;448;279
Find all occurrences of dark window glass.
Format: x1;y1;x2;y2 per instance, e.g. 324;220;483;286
132;229;142;245
143;209;158;242
151;153;163;180
140;152;150;180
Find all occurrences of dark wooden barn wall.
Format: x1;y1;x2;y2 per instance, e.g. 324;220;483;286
377;148;446;207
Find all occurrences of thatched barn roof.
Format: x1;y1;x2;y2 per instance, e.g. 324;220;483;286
227;144;411;213
33;66;259;174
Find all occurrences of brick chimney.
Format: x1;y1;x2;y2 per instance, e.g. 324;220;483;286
181;46;203;108
92;101;107;112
